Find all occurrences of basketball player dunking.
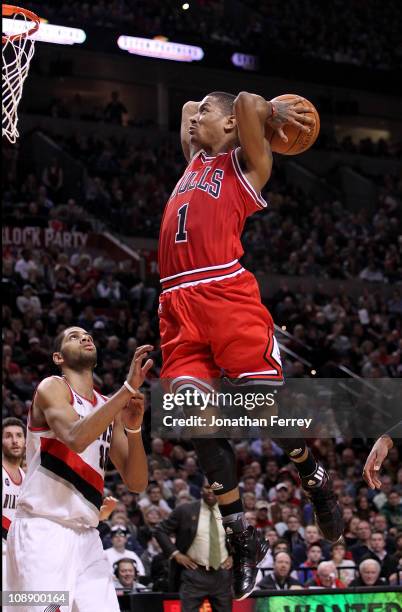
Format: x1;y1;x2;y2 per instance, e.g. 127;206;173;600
6;327;153;612
2;418;26;585
158;92;344;599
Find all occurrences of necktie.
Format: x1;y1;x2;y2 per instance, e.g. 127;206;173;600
208;506;221;570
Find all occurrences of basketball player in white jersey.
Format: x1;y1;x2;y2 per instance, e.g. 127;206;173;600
2;417;26;585
6;326;153;612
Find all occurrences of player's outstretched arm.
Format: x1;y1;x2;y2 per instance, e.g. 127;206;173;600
109;394;148;493
233;92;274;193
36;345;153;454
363;435;393;489
181;101;200;162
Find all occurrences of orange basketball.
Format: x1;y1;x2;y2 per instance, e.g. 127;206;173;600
265;94;320;155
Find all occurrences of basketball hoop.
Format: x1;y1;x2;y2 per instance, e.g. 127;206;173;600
2;4;40;143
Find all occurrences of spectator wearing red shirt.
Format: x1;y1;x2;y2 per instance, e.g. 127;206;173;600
305;561;346;589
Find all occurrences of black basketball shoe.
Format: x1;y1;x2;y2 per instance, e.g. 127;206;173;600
224;517;270;601
302;464;344;542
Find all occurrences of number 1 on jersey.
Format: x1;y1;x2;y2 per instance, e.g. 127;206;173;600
175;203;189;243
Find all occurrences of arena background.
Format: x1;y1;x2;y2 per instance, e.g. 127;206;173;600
2;1;402;610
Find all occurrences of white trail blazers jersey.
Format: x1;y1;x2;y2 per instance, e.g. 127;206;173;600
16;376;112;528
2;465;25;541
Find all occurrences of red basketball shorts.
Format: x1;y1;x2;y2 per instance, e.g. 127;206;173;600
159;270;283;388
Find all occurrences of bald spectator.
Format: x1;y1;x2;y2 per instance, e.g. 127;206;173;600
349;559;388;587
305;561;346;589
257;552;301;590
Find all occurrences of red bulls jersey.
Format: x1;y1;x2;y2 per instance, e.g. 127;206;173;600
159;148;267;291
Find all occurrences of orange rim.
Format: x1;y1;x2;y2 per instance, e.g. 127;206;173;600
2;4;40;44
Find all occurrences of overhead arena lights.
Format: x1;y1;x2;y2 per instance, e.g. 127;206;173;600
117;35;204;63
231;52;259;71
2;19;86;45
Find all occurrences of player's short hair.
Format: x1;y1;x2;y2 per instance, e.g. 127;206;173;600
2;417;26;436
208;91;236;116
54;328;68;353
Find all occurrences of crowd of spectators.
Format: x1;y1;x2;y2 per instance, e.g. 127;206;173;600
93;440;402;591
316;133;402;159
25;0;402;71
6;127;400;283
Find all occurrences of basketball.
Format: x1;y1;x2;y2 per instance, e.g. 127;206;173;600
265;94;320;155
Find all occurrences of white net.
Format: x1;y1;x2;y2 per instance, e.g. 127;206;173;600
2;8;39;143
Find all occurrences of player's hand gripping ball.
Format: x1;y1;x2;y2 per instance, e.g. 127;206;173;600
265;94;320;155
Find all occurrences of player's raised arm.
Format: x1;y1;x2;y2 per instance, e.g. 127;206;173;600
36;346;153;453
233;92;274;193
109;394;148;493
181;100;201;162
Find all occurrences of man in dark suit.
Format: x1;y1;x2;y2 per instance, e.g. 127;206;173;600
155;483;233;611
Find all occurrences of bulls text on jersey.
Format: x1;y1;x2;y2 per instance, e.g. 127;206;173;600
170;167;224;200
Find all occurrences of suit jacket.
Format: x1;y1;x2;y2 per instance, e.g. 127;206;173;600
360;551;397;579
258;573;301;590
155;500;202;591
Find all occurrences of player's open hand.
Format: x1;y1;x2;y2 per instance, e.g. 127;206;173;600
267;96;314;143
122;391;145;430
362;435;393;489
127;344;154;390
99;496;118;521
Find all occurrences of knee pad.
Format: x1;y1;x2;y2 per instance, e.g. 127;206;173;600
191;437;238;495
